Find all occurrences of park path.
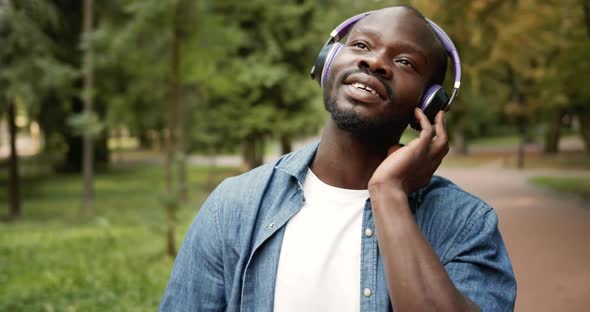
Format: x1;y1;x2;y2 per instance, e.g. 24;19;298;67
436;167;590;312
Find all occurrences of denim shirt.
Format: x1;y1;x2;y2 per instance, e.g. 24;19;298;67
160;142;516;311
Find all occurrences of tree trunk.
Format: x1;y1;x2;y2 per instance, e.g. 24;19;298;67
176;147;188;204
453;125;468;155
137;130;151;149
207;145;216;189
280;134;292;155
517;122;526;169
256;136;265;166
82;0;94;215
507;66;526;169
176;92;188;204
163;127;176;258
243;137;257;170
578;111;590;155
242;135;264;170
8;102;21;219
63;97;84;172
163;0;188;258
543;109;563;154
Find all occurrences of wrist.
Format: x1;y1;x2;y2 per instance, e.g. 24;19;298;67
368;181;408;197
369;184;410;212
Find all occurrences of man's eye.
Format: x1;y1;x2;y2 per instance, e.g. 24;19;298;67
396;59;415;69
353;42;368;50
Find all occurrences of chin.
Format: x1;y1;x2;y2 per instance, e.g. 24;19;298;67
324;95;408;142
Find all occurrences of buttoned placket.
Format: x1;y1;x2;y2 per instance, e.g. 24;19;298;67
240;176;307;312
360;199;378;311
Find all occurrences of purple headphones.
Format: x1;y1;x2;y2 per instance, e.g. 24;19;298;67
310;11;462;129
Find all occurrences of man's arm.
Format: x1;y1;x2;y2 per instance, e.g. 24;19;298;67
159;181;227;312
370;187;481;311
368;109;480;311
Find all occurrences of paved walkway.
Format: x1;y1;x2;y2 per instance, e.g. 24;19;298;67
437;167;590;312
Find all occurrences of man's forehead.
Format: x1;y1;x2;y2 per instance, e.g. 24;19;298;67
351;7;439;52
354;6;430;36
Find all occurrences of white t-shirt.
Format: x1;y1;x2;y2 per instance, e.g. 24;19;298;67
273;168;369;312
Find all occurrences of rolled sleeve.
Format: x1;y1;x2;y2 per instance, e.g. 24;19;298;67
444;206;517;311
159;181;227;312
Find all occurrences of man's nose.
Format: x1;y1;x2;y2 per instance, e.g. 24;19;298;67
357;51;392;79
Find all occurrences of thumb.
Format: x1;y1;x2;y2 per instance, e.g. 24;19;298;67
387;143;405;156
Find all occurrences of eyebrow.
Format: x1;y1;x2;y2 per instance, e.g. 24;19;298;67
352;27;429;64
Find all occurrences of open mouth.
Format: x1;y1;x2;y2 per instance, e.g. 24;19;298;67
341;72;389;100
351;82;378;96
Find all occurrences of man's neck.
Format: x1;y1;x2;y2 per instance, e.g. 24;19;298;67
310;119;403;190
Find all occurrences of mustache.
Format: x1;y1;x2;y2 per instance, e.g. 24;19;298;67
339;68;394;100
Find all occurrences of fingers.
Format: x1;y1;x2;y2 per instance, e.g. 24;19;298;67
414;109;449;160
432;111;449;159
415;108;434;137
414;108;435;149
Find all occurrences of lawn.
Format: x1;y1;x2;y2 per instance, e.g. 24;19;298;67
529;175;590;200
0;163;239;311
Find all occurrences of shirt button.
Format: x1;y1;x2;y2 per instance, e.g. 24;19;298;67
268;222;276;230
363;288;372;297
364;228;373;237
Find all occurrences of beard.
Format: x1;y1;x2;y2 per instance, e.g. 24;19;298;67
323;69;409;139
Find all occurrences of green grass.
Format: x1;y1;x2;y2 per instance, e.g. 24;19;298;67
0;164;240;311
470;135;522;146
529;176;590;200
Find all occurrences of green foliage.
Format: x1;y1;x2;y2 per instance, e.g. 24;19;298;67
187;0;329;154
0;0;77;113
529;175;590;200
67;111;104;137
0;164;239;311
6;0;590;158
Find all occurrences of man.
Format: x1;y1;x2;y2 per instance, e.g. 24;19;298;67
160;5;516;312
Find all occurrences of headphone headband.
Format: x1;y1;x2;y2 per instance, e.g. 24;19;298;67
330;11;375;41
424;18;461;109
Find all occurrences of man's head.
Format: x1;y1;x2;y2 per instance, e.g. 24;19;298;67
322;6;448;139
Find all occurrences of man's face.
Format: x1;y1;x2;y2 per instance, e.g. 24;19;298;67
323;7;442;136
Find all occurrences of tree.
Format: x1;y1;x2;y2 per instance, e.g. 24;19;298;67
82;0;95;214
36;0;112;174
0;0;76;218
484;0;590;156
102;0;240;257
207;0;333;169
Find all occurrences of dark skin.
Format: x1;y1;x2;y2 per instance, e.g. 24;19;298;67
310;7;480;312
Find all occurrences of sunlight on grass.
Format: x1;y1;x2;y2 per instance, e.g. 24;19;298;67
0;164;240;311
470;135;521;146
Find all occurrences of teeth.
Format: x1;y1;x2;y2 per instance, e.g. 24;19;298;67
352;82;377;95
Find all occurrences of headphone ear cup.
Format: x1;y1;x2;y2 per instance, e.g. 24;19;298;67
311;44;335;85
311;43;342;86
410;85;450;131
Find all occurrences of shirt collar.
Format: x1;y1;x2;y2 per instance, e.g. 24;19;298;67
273;139;421;211
274;140;320;184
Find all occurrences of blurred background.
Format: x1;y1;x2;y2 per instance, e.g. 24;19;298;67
1;0;589;311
